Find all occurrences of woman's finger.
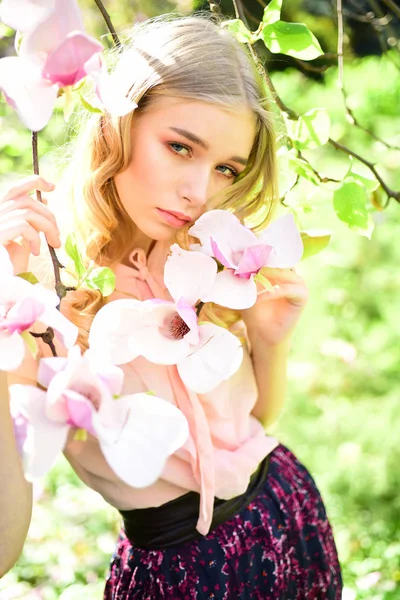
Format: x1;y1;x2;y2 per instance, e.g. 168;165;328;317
1;176;55;203
0;195;59;228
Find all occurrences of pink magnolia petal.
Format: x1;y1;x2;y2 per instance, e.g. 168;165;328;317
20;0;85;57
9;384;69;480
40;306;78;349
37;356;69;388
42;32;102;87
164;244;217;306
5;297;45;333
210;238;235;269
99;393;189;488
0;57;58;131
177;323;243;394
189;209;257;262
176;297;199;346
0;0;54;32
0;245;14;276
258;213;304;268
65;391;96;436
201;269;257;310
235;244;273;278
45;370;71;422
0;331;26;371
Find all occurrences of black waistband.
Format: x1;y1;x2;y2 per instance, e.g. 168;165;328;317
120;454;270;550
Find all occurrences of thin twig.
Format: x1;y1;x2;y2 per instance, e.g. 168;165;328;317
381;0;400;19
337;0;400;150
32;132;66;306
30;328;57;357
93;0;121;47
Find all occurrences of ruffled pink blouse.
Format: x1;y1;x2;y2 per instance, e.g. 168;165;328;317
64;242;278;535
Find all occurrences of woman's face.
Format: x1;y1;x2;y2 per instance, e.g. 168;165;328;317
114;96;256;251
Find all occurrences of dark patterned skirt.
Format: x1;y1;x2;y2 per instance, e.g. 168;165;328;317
104;445;342;599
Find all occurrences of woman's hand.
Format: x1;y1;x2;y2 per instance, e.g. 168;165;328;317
242;267;309;347
0;175;61;274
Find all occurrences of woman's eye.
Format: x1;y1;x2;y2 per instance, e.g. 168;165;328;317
216;165;238;179
168;142;191;157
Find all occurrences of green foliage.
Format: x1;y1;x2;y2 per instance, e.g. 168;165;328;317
257;20;323;60
223;19;253;43
333;182;374;238
85;267;116;297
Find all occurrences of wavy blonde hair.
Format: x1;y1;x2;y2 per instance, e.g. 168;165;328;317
62;13;279;347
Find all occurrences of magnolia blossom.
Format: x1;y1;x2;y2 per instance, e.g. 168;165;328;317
89;245;244;394
0;246;77;371
9;346;189;487
0;0;135;130
189;210;304;309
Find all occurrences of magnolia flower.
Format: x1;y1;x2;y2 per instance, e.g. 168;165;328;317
0;0;135;130
0;245;77;371
189;210;304;309
9;346;189;486
89;245;243;394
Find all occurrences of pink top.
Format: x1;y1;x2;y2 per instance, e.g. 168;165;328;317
64;242;278;535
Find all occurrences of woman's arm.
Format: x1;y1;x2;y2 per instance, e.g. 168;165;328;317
242;267;309;428
0;370;33;577
247;333;290;427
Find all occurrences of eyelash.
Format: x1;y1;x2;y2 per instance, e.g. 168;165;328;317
167;142;239;179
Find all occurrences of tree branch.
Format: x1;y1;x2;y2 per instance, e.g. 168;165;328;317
32;132;66;306
381;0;400;20
93;0;121;47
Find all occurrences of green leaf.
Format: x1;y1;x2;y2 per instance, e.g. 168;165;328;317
288;156;320;185
300;230;332;259
333;182;375;238
262;0;282;25
260;21;323;60
86;267;116;296
79;94;103;114
17;271;39;284
65;233;86;279
63;86;76;122
345;171;379;192
294;108;330;149
223;19;253;44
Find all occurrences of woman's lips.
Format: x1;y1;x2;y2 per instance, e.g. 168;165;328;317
157;208;192;228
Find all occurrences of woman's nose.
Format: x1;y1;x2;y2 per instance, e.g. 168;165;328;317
180;168;211;207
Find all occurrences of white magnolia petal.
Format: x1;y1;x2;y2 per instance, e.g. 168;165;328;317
9;384;69;480
99;393;189;488
130;319;190;365
91;63;137;117
0;331;26;371
0;0;54;32
20;0;85;57
89;299;144;365
0;57;58;131
258;213;304;268
201;270;257;309
0;245;14;276
40;306;78;349
164;244;217;305
177;322;243;394
189;210;257;262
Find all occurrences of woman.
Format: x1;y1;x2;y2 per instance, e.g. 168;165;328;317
0;14;342;599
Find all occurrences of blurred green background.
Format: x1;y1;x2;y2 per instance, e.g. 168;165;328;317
1;1;400;598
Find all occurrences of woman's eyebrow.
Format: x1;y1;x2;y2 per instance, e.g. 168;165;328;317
168;126;248;166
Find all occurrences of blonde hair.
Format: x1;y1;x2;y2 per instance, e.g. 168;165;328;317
63;13;279;346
